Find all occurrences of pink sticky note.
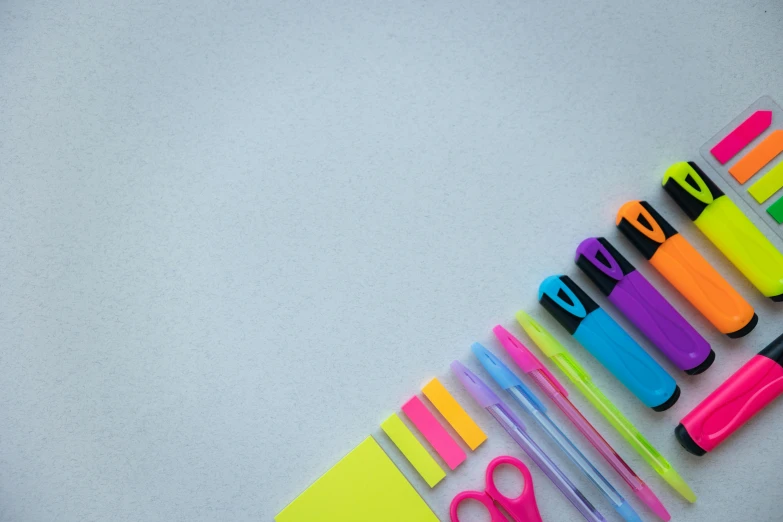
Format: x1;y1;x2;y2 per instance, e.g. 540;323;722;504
401;396;466;470
711;110;772;165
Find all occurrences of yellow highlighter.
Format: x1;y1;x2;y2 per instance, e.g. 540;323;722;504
516;311;696;503
663;161;783;302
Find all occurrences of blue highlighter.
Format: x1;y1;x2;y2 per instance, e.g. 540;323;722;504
538;275;680;411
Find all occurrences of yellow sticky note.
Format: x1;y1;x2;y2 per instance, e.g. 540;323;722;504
422;377;487;450
381;413;446;488
749;161;783;203
275;436;438;522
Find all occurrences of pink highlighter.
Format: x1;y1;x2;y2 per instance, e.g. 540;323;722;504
677;332;783;455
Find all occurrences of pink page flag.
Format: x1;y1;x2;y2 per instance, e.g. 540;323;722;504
711;110;772;165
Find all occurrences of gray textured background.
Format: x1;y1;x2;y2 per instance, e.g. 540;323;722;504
2;1;783;521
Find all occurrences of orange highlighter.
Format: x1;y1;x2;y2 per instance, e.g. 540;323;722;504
616;201;757;338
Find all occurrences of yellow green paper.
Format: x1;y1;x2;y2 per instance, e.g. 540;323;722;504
749;161;783;203
381;413;446;487
275;436;438;522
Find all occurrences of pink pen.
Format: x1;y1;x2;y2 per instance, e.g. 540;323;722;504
493;325;671;522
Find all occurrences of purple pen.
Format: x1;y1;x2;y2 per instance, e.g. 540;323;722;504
576;237;714;374
451;361;607;522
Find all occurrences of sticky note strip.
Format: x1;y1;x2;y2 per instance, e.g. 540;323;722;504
729;129;783;183
381;413;446;488
748;161;783;203
711;110;772;164
402;396;466;470
767;195;783;224
275;436;438;522
422;378;487;451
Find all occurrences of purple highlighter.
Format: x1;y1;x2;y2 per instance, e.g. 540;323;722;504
576;237;715;375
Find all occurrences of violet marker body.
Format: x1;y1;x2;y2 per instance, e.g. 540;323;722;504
576;237;715;375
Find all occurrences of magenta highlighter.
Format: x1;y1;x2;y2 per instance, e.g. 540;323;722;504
576;237;715;375
677;333;783;455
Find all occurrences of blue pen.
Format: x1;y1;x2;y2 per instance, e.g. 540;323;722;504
472;344;642;522
452;361;607;522
538;275;680;411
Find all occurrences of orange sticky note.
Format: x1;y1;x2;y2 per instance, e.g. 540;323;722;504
729;129;783;183
422;378;487;451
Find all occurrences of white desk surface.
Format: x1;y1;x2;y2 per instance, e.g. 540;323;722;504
2;1;783;521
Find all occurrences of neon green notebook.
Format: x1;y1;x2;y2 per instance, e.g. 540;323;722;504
275;436;439;522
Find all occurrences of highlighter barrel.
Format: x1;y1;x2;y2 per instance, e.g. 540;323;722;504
576;236;714;375
663;161;783;302
676;333;783;455
616;200;757;338
539;275;680;411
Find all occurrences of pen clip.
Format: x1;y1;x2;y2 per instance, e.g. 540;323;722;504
663;161;724;221
558;351;593;384
538;275;597;335
492;325;569;398
616;201;677;260
575;237;635;296
472;343;547;412
539;275;587;317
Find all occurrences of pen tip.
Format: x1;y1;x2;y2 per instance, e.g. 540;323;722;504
614;500;643;522
636;484;671;521
662;468;697;503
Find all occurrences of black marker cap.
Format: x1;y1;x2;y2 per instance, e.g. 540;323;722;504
675;423;707;456
538;275;599;335
663;161;725;221
616;201;678;260
575;237;636;296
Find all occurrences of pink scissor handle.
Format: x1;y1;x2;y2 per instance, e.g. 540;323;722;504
450;490;508;522
484;456;542;522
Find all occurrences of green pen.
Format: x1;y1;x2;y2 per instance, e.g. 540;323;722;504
516;311;696;503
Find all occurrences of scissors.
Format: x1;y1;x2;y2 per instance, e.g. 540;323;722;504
450;456;543;522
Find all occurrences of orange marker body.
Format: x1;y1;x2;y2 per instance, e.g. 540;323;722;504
616;201;757;338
